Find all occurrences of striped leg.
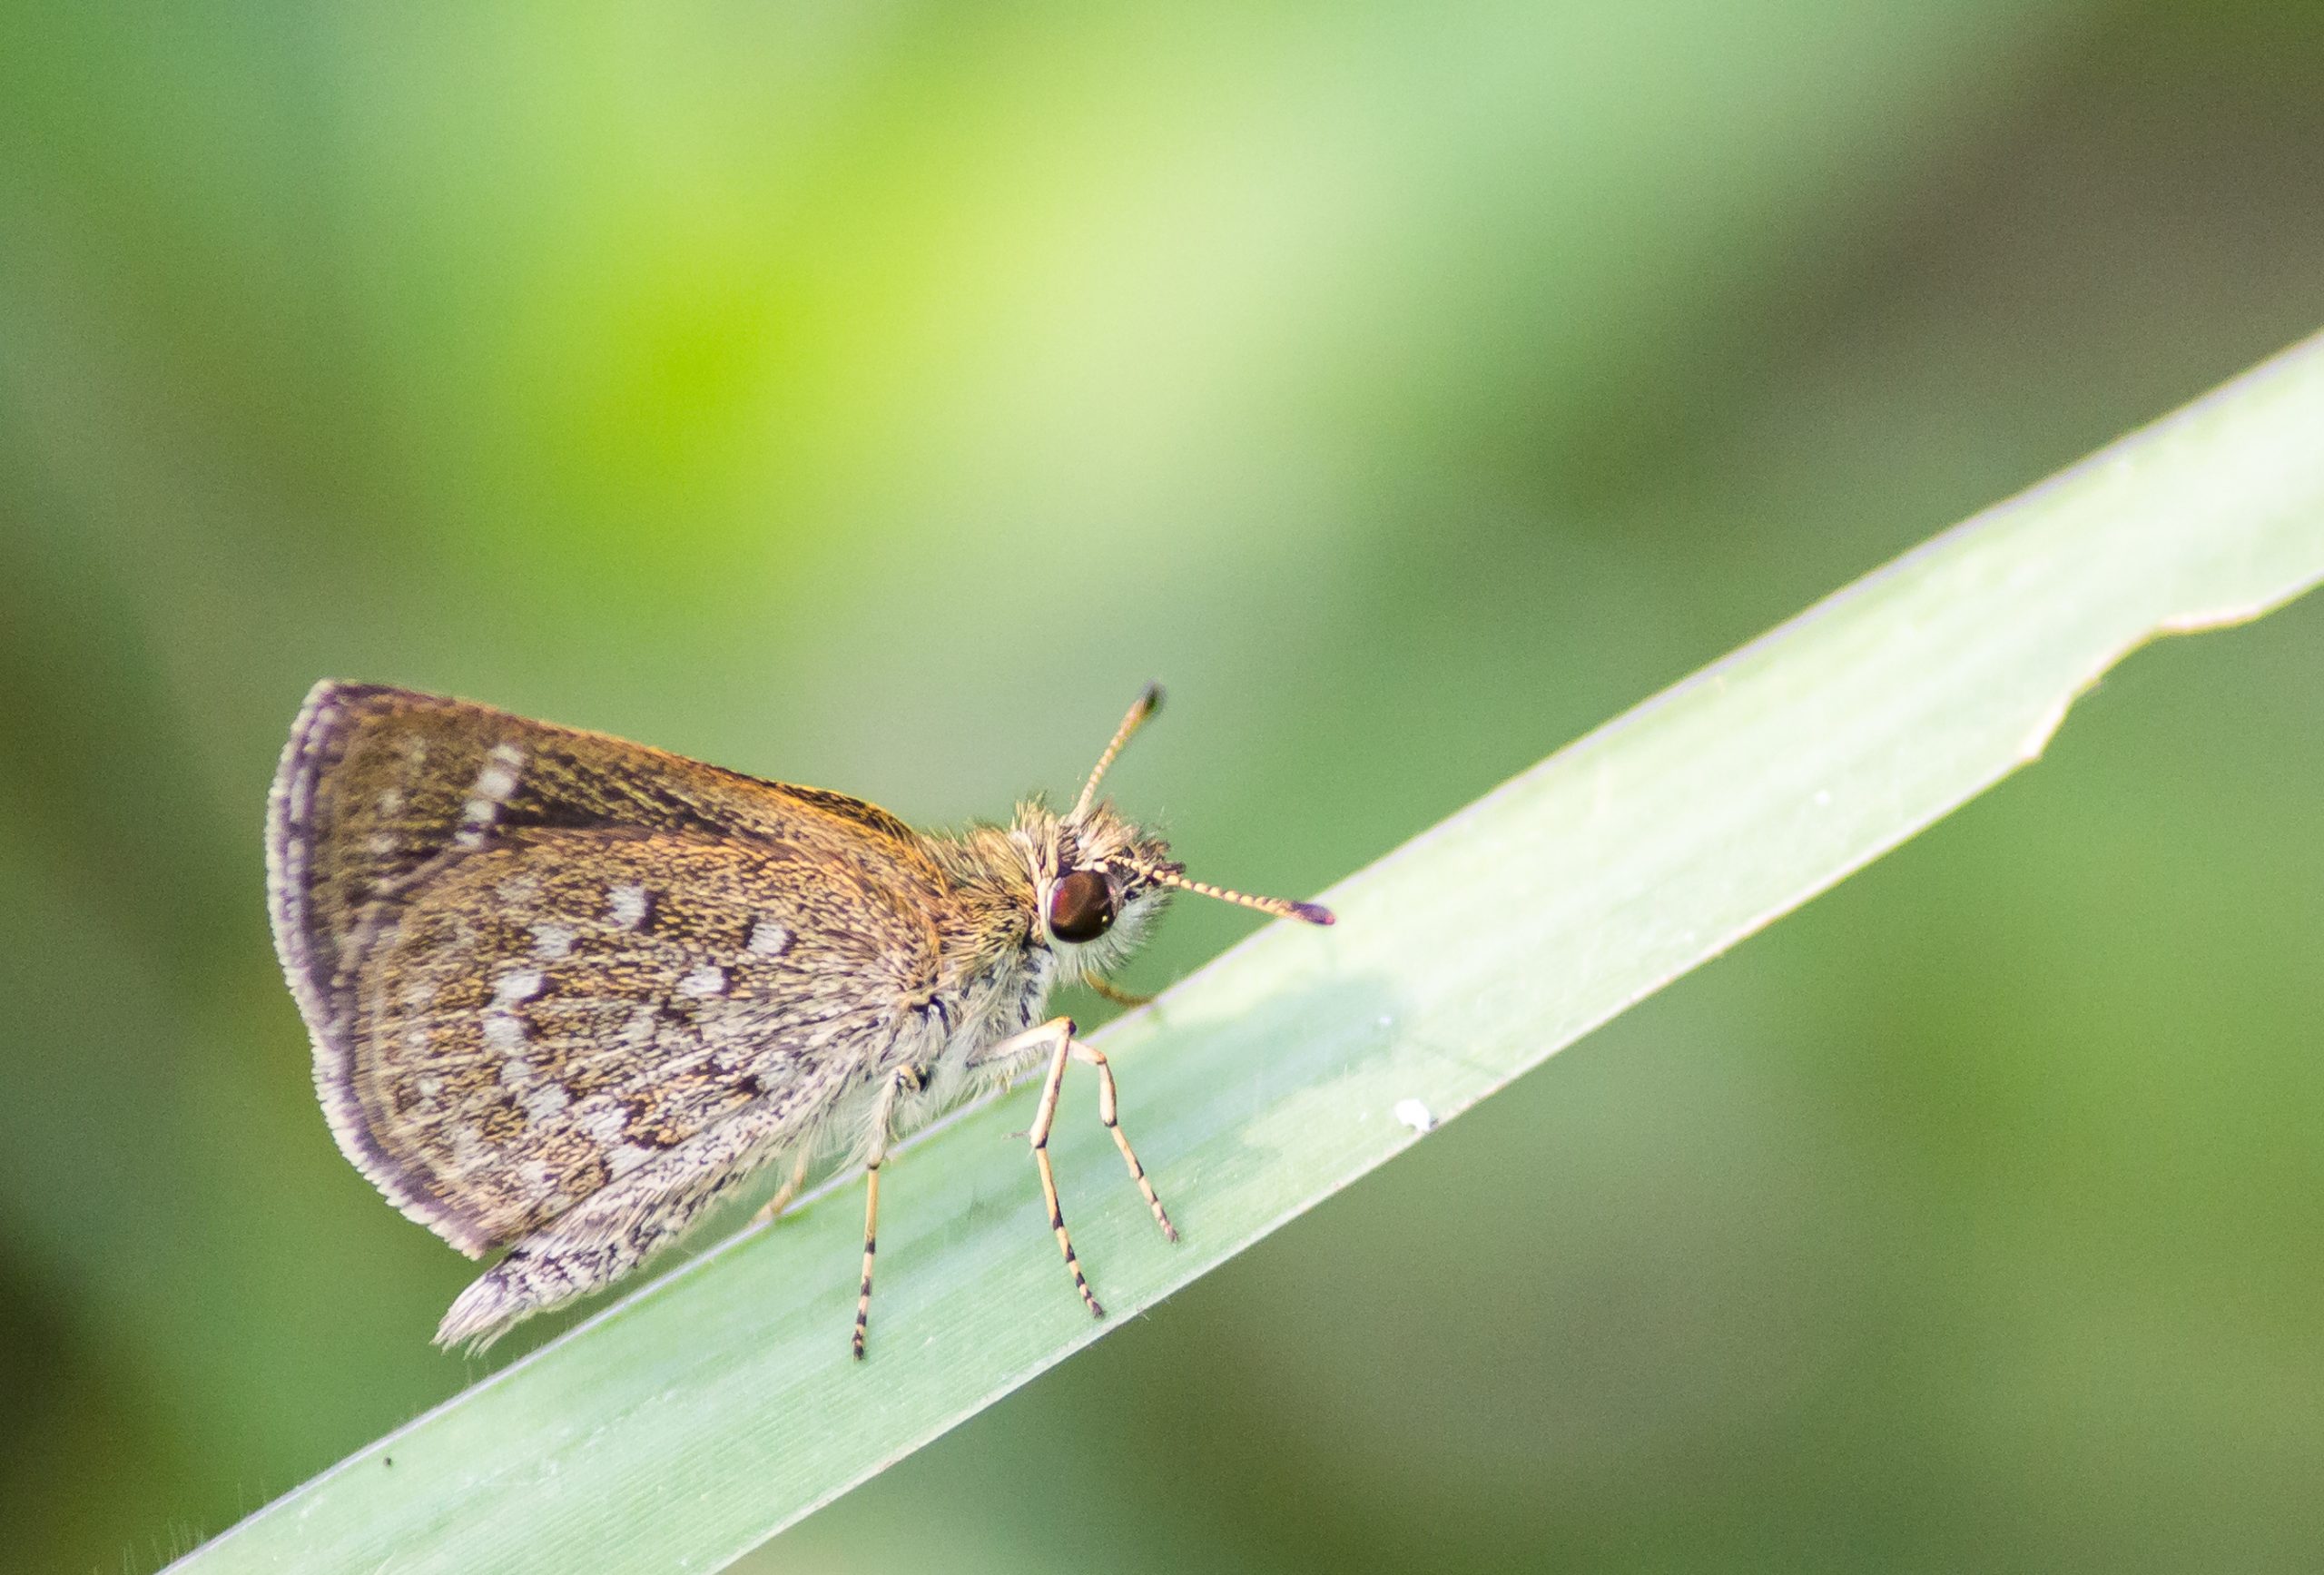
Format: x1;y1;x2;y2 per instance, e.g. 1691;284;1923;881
852;1161;881;1360
1071;1040;1176;1242
849;1068;921;1358
1027;1019;1105;1319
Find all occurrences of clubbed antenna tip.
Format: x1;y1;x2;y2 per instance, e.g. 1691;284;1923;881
1074;684;1167;821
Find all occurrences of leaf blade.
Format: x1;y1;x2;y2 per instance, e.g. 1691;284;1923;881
175;330;2324;1574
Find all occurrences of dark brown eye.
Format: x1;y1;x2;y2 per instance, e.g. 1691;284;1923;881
1047;869;1116;943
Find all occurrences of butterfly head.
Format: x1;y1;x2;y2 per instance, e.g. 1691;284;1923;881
1011;684;1332;992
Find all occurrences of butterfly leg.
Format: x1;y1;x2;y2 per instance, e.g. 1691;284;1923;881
752;1152;812;1227
1069;1039;1176;1242
1025;1018;1106;1320
1086;976;1153;1009
852;1160;881;1360
850;1065;923;1358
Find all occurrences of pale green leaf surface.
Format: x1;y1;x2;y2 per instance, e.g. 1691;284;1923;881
175;331;2324;1573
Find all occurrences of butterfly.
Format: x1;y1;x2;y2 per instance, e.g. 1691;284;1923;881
266;682;1330;1356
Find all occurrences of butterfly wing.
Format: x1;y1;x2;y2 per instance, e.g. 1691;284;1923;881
267;682;946;1259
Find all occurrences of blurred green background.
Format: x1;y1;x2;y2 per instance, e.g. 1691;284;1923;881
4;1;2320;1570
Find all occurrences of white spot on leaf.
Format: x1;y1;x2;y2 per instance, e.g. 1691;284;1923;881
1393;1098;1436;1135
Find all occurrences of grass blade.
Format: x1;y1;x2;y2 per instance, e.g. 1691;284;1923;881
173;330;2324;1573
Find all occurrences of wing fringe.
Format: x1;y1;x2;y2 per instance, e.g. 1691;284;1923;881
266;680;498;1256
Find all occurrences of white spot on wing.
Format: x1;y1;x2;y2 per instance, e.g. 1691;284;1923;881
575;1098;627;1145
608;883;651;930
494;968;546;1004
748;920;793;956
676;963;728;997
455;743;527;845
483;1013;527;1049
530;923;576;959
473;762;519;802
520;1083;570;1122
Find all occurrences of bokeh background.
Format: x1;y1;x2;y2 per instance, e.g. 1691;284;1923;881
4;2;2321;1570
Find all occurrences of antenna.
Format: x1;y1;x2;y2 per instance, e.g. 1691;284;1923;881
1122;858;1334;926
1072;682;1164;822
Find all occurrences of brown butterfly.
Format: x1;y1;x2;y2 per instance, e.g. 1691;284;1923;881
266;682;1330;1356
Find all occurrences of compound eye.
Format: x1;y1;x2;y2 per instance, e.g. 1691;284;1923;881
1047;869;1117;943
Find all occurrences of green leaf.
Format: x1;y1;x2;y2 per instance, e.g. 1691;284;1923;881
172;331;2324;1574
